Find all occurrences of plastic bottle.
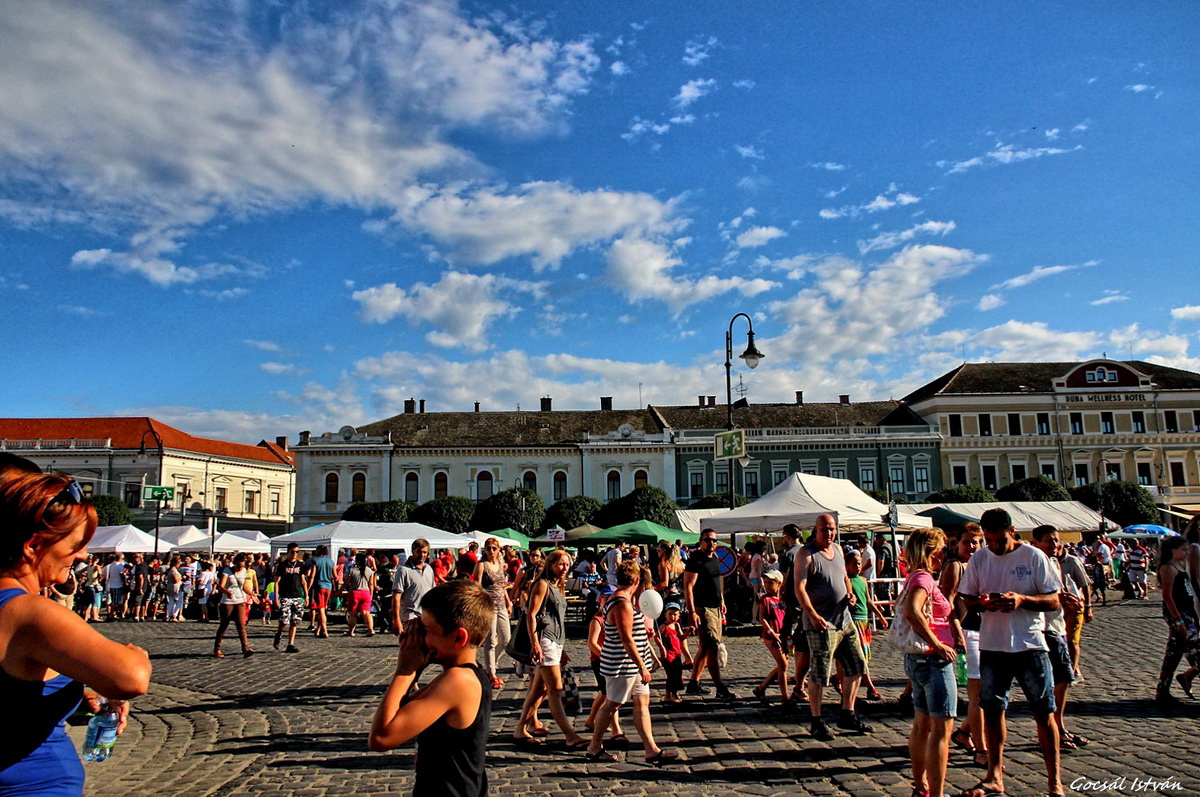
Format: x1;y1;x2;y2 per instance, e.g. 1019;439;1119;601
82;699;119;762
955;652;968;687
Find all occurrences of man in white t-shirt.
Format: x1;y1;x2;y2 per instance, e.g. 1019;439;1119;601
603;541;626;586
1031;525;1089;751
856;534;876;581
104;553;127;621
959;509;1063;797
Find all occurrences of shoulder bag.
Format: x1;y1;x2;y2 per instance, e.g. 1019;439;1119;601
887;571;935;655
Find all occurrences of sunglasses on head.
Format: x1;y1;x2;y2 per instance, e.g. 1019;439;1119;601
55;479;85;505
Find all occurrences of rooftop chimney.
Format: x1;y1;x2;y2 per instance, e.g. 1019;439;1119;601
708;396;717;407
419;399;426;413
839;394;850;405
474;401;481;412
299;431;310;445
404;398;416;414
795;391;804;405
540;396;553;412
600;396;613;411
275;435;289;451
698;395;706;407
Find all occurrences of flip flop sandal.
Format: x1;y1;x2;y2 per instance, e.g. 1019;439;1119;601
951;728;976;753
585;748;618;762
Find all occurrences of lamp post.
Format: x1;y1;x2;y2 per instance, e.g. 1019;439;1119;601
137;426;165;557
725;313;764;510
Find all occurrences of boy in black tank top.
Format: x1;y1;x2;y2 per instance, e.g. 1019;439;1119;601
370;580;495;796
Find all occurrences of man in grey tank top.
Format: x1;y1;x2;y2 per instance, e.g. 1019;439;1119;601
794;513;871;740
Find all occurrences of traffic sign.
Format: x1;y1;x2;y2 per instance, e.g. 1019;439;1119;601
142;485;175;502
715;545;737;576
714;428;746;461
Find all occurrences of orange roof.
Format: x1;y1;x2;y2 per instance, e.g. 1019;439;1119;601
0;417;294;468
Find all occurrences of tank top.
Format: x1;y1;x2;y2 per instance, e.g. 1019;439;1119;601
479;562;507;610
800;542;851;630
220;568;247;605
600;595;652;677
0;588;86;796
413;663;492;797
535;582;566;643
1167;565;1197;623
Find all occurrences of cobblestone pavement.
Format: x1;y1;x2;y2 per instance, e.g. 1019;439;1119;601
73;593;1198;797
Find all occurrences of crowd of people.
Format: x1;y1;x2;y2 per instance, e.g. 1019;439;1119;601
6;445;1199;797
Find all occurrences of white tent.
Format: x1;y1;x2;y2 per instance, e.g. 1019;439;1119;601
703;473;933;535
210;531;271;553
222;529;269;543
906;501;1116;533
156;525;209;547
464;530;529;549
269;520;472;559
672;508;730;536
89;525;162;554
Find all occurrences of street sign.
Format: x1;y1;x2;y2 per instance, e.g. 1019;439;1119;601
715;545;737;576
546;527;565;542
714;428;746;461
142;485;175;502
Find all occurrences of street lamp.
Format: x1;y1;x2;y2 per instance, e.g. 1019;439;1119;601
137;426;166;557
725;313;764;510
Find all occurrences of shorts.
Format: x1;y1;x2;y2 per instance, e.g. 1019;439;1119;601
591;658;606;694
348;589;372;614
905;653;958;718
1130;569;1147;585
312;587;331;609
806;619;867;685
979;649;1056;715
855;619;873;662
108;588;126;606
749;577;762;589
538;636;564;668
278;597;305;625
964;629;981;680
604;672;650;704
1043;630;1075;685
1064;604;1085;646
697;607;723;648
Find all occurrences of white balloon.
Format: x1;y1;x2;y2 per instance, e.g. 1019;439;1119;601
638;589;664;620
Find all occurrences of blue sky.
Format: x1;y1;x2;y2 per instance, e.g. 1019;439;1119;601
2;1;1198;443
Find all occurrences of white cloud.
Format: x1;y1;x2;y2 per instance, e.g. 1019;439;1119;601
732;80;755;90
971;321;1099;361
1125;84;1155;93
244;339;284;353
941;142;1083;174
352;271;546;352
1044;128;1060;141
1072;120;1091;133
610;61;629;76
1090;292;1129;306
990;260;1098;291
820;187;921;220
668;114;696;125
673;78;717;108
1171;305;1200;321
735;145;765;160
604;237;777;315
811;162;846;171
60;304;102;317
857;220;955;254
977;294;1005;311
260;362;299;376
757;254;817;281
682;37;718;67
736;226;786;248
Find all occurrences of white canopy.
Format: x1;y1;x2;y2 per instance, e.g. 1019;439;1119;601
156;525;209;547
89;525;162;554
703;473;932;535
222;529;269;543
464;530;529;549
671;508;730;536
906;501;1117;533
209;531;271;553
269;520;472;559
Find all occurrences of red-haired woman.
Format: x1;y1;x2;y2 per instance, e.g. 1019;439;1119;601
0;471;152;795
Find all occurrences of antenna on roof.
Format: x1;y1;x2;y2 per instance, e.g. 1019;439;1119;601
638;382;643;406
735;373;748;400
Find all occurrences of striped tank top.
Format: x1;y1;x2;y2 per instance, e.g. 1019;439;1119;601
599;595;652;677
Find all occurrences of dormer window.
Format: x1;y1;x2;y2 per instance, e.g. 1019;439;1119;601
1085;367;1119;383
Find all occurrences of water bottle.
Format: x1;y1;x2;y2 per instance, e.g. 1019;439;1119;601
955;652;968;687
82;699;119;762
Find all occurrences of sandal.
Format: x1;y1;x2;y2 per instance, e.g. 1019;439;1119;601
585;748;618;762
645;749;678;767
1064;731;1091;747
1176;673;1196;699
951;728;976;753
565;738;590;751
609;733;629;747
529;726;550;738
1059;735;1077;750
513;736;544;749
213;650;225;658
752;686;769;707
958;782;1005;797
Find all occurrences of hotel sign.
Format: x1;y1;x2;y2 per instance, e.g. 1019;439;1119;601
1063;393;1149;403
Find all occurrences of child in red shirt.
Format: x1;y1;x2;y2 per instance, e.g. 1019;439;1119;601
658;602;689;704
752;570;791;707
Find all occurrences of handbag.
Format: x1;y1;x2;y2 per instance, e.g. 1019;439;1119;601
561;665;582;715
505;607;534;665
887;572;935;655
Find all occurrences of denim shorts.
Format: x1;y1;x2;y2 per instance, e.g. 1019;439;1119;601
979;649;1056;715
905;653;958;718
1043;630;1075;686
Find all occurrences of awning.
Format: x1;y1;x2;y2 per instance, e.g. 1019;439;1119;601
1161;508;1196;519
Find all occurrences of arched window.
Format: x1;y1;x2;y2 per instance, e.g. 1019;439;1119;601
434;472;448;500
606;471;621;502
351;472;366;503
523;470;537;492
634;469;649;489
405;472;419;503
553;471;568;501
324;472;339;503
476;471;494;501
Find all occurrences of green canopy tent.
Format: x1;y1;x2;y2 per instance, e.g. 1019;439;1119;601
583;519;700;547
915;506;980;533
471;527;532;549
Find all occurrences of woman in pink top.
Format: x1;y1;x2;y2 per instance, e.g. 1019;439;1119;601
900;527;957;797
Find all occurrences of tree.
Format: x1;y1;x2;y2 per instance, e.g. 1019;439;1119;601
91;494;133;527
924;484;997;503
865;489;908;505
688;492;750;509
410;496;476;535
342;500;414;523
542;495;602;533
471;488;545;536
995;476;1071;503
1070;480;1159;528
594;486;680;529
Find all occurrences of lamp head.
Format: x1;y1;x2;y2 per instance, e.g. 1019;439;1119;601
739;331;764;369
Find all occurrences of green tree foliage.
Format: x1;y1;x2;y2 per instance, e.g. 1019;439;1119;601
471;488;545;535
410;496;476;535
594;486;680;529
995;476;1071;502
342;500;414;523
542;495;602;532
688;491;750;509
91;494;133;527
864;489;908;505
1069;480;1159;528
924;484;997;503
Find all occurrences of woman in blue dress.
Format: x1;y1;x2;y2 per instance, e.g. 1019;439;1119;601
0;465;152;795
